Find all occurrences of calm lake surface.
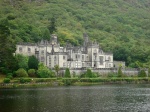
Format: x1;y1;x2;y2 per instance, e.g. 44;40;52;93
0;84;150;112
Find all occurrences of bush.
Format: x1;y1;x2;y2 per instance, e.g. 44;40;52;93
86;69;93;78
6;75;13;79
63;79;71;85
138;70;147;77
3;78;10;83
28;69;36;77
37;63;54;78
6;73;13;79
64;68;71;78
118;66;123;77
107;72;117;77
16;68;28;77
35;78;57;82
0;67;9;74
20;78;31;83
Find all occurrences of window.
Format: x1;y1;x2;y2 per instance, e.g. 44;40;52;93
82;55;84;60
28;48;31;53
63;62;66;67
41;50;44;54
19;47;22;52
63;56;65;60
99;56;103;65
78;55;80;58
108;57;111;62
76;54;78;59
82;63;84;67
109;64;111;67
54;56;56;61
41;57;44;62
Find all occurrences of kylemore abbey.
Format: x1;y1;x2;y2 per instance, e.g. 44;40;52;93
16;33;125;70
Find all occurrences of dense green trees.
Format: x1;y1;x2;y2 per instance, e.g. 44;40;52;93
0;23;16;70
15;54;28;70
37;63;54;78
0;0;149;67
28;55;39;70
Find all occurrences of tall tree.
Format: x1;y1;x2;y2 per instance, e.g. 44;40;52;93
0;23;16;70
28;55;39;69
48;17;57;34
15;54;28;70
64;68;71;78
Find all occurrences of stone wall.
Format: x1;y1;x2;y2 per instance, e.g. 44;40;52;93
57;68;148;77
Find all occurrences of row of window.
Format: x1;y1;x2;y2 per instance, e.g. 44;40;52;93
19;47;37;53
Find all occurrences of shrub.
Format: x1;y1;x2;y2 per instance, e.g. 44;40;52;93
3;78;10;83
20;78;31;83
0;67;9;74
63;79;71;85
16;68;28;77
138;70;147;77
118;66;123;77
37;63;54;78
86;69;93;78
6;73;13;79
28;69;36;77
64;68;71;78
107;72;117;77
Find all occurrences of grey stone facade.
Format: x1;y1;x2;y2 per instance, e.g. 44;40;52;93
16;34;119;69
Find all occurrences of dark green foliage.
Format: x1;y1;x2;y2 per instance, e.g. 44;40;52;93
0;23;16;70
54;65;60;77
15;54;28;70
37;63;54;78
0;0;149;67
118;66;123;77
6;73;13;79
80;69;97;78
48;17;57;34
107;72;118;77
28;55;39;69
0;67;9;74
16;68;28;77
35;78;57;82
28;69;36;77
138;70;147;77
148;68;150;77
63;79;71;85
64;68;71;78
86;69;93;78
62;78;78;85
20;78;31;83
3;78;10;83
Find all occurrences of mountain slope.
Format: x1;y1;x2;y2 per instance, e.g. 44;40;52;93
0;0;150;67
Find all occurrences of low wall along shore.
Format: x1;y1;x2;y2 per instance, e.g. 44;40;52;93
58;68;148;76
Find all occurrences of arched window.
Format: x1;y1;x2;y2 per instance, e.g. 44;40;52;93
28;48;31;53
108;56;111;61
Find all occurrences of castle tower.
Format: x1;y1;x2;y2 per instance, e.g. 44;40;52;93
50;34;58;45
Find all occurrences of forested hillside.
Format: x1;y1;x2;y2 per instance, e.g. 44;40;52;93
0;0;150;67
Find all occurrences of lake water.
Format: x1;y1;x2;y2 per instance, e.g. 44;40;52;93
0;84;150;112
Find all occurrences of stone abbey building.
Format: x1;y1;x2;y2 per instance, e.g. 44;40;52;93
16;34;115;69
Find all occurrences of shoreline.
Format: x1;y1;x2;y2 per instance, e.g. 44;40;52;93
0;77;150;88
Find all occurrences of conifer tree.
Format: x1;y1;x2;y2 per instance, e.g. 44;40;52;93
64;68;71;78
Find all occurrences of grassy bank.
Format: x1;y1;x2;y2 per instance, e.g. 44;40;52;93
1;77;150;88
